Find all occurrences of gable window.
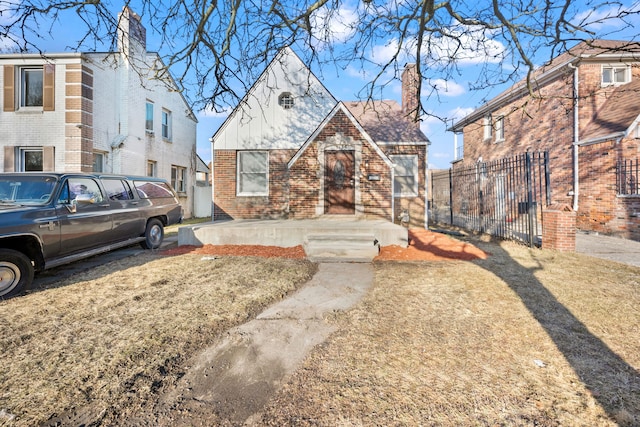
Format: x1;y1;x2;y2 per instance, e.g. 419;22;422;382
145;101;154;132
602;65;630;85
391;155;418;197
483;114;493;140
161;109;172;140
237;151;268;196
494;116;505;142
171;165;186;193
278;92;294;109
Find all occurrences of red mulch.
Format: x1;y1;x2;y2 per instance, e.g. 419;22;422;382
161;229;488;262
375;229;489;261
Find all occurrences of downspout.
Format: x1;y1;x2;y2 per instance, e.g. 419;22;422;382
424;143;429;229
209;137;215;222
391;164;395;223
569;63;580;211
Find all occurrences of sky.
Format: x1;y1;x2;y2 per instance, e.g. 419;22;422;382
4;0;640;170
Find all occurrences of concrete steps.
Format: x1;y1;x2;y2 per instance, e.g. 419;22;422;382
304;232;380;262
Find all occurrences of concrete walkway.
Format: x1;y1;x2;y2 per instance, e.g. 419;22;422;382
155;262;375;426
576;231;640;268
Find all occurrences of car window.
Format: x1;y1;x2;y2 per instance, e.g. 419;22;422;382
102;179;134;201
134;181;175;199
0;175;57;205
58;178;104;206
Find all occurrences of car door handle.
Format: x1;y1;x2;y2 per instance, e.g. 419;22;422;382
130;201;139;205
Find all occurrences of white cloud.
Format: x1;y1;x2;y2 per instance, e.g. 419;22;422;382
449;106;475;122
573;3;640;31
426;79;466;97
198;106;231;119
311;5;358;47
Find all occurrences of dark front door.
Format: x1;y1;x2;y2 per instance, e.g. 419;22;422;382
325;150;355;214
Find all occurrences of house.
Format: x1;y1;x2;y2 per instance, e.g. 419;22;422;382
450;40;640;240
0;7;198;217
211;47;430;227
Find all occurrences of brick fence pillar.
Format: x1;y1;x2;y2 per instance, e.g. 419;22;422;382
542;204;576;252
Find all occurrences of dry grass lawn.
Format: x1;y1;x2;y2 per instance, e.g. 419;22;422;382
1;233;639;426
258;239;640;426
0;254;316;426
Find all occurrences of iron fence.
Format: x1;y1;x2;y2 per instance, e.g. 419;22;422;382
430;152;551;247
616;158;639;195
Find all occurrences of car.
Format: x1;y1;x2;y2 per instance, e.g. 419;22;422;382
0;172;183;298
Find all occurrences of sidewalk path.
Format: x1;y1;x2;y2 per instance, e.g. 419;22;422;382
576;231;640;268
154;262;375;426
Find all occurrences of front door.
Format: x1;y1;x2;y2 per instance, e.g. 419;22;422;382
325;150;355;214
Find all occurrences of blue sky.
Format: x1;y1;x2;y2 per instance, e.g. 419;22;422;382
4;1;640;170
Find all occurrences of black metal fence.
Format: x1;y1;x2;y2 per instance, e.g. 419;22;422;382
430;152;551;247
616;158;639;195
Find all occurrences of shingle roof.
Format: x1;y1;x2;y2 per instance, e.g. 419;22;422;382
344;100;430;144
580;78;640;141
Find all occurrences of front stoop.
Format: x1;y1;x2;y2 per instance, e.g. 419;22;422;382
304;233;379;263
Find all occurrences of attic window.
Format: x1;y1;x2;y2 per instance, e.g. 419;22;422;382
278;92;294;109
602;65;630;86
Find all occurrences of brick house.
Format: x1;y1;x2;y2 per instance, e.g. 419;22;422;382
0;7;198;217
211;47;430;227
450;40;640;240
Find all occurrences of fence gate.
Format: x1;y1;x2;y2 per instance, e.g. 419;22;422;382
430;152;551;246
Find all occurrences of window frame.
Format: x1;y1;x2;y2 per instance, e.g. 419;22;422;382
19;66;44;108
483;114;493;141
161;109;172;140
147;161;157;177
145;101;154;133
93;152;105;173
494;115;505;142
19;147;44;171
602;64;630;86
171;165;187;193
391;154;419;197
237;151;269;197
278;92;294;109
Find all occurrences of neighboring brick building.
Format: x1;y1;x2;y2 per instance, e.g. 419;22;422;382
211;47;430;227
450;40;640;240
0;7;198;217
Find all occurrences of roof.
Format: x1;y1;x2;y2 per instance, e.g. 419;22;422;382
344;100;430;144
580;77;640;143
451;39;640;131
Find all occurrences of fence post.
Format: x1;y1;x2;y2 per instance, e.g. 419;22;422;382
526;152;535;247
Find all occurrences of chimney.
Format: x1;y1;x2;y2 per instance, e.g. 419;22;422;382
117;6;146;58
401;63;420;125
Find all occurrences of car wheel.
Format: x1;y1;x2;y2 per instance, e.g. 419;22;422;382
141;218;164;249
0;249;34;298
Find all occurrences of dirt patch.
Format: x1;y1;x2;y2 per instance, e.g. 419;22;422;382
161;229;488;261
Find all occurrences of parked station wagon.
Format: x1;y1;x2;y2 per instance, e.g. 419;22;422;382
0;173;183;298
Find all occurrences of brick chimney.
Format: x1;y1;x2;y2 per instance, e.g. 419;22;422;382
401;63;420;125
117;6;146;59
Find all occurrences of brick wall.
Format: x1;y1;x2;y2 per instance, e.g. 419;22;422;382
457;61;640;239
542;204;576;252
213;149;294;220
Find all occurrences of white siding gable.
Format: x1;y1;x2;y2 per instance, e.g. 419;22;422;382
213;47;337;150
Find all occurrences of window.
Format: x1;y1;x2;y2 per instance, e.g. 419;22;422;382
483;115;493;140
93;152;105;173
20;148;43;171
391;155;418;197
4;64;54;112
237;151;268;196
161;109;172;140
59;178;104;205
278;92;294;109
134;181;175;199
145;101;154;132
20;67;43;107
147;161;157;177
602;65;630;85
495;116;505;142
102;179;134;200
171;165;186;193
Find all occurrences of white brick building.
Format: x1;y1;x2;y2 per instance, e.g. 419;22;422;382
0;7;198;217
